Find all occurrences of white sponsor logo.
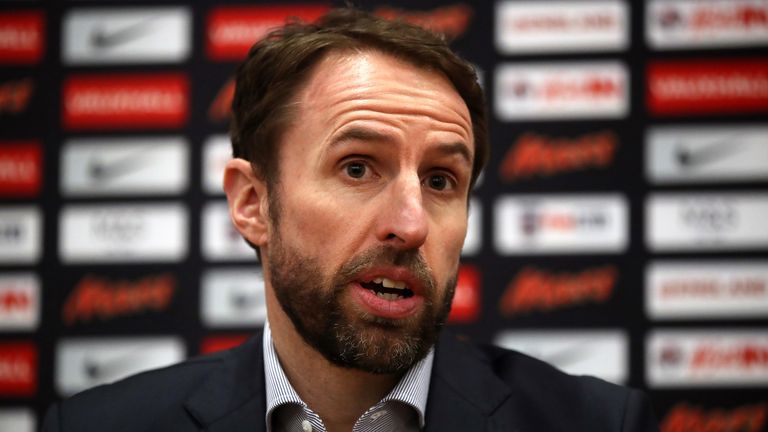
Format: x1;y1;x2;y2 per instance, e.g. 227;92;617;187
496;0;628;54
63;7;191;64
0;207;41;264
0;408;34;432
646;193;768;251
647;329;768;387
646;125;768;184
647;0;768;50
494;194;627;254
0;274;39;331
56;337;185;396
201;267;266;327
462;198;481;256
647;261;768;320
202;135;230;195
61;137;189;196
495;61;628;120
495;329;627;384
202;201;256;262
59;204;188;263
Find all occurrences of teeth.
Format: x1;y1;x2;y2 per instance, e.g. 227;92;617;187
376;292;402;300
381;278;407;289
373;277;383;284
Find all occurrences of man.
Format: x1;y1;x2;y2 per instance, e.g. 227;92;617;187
43;8;658;432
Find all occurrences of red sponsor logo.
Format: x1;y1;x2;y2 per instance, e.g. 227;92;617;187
648;60;768;116
0;288;30;313
0;142;41;197
209;76;235;122
661;4;768;31
499;131;616;182
691;345;768;369
507;76;621;102
374;3;473;39
63;74;189;130
200;335;249;354
448;265;481;323
62;274;176;325
0;11;44;64
500;266;616;316
661;402;768;432
206;5;330;61
0;78;33;114
660;278;766;299
0;342;36;396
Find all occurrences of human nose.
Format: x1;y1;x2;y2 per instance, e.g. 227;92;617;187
375;174;429;250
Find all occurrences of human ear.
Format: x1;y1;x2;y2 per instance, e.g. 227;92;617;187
223;158;270;247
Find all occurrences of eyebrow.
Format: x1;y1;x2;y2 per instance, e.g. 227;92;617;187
329;126;473;165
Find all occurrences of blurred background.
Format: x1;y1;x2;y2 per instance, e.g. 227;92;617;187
1;0;767;430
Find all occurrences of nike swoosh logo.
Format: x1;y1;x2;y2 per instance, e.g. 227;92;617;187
87;149;150;183
675;136;744;169
83;349;145;381
90;15;162;49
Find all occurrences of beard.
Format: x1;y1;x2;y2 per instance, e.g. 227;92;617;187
268;228;457;375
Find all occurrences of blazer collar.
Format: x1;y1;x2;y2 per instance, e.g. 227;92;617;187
184;330;267;432
424;332;514;431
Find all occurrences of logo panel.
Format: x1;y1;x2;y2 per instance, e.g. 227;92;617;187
0;77;34;116
61;137;188;196
0;408;35;432
0;342;36;396
646;125;768;184
500;265;617;316
0;11;44;64
660;402;768;432
495;61;628;120
495;330;627;384
647;330;768;387
500;131;617;182
0;274;39;331
0;207;41;264
646;193;768;251
374;4;473;40
62;273;176;326
63;73;189;130
448;265;481;324
496;0;628;54
0;141;41;197
206;5;329;61
201;267;266;328
494;194;628;254
202;135;230;195
59;203;188;263
202;201;257;261
55;337;184;396
647;261;768;320
63;7;191;65
647;0;768;50
648;59;768;116
461;198;481;256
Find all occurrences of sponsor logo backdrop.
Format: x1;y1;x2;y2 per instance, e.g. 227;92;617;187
0;1;766;429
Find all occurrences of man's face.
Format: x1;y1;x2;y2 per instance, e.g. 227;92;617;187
264;51;474;374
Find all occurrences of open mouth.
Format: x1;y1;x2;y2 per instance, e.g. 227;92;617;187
360;277;414;301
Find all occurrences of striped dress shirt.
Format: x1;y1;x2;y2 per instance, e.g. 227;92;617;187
263;322;434;432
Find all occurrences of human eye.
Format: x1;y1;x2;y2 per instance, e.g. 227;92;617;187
345;161;367;179
423;171;457;192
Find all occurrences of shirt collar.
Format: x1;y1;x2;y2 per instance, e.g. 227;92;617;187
263;321;434;429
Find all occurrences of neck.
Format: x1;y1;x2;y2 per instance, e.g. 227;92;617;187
267;291;400;432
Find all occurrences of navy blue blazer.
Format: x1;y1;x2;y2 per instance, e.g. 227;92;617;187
42;331;658;431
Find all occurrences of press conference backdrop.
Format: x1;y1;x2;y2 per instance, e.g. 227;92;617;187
1;0;767;430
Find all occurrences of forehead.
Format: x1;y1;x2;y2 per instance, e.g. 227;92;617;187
289;49;474;146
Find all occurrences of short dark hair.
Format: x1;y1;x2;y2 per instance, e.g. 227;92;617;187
230;7;488;188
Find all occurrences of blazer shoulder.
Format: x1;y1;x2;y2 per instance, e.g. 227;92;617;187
44;344;243;432
477;343;658;431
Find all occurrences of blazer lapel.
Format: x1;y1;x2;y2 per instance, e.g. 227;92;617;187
184;331;267;432
424;332;516;432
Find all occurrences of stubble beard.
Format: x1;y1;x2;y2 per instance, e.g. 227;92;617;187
267;199;457;374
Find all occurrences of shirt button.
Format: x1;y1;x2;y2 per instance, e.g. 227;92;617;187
370;410;388;421
301;420;312;432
